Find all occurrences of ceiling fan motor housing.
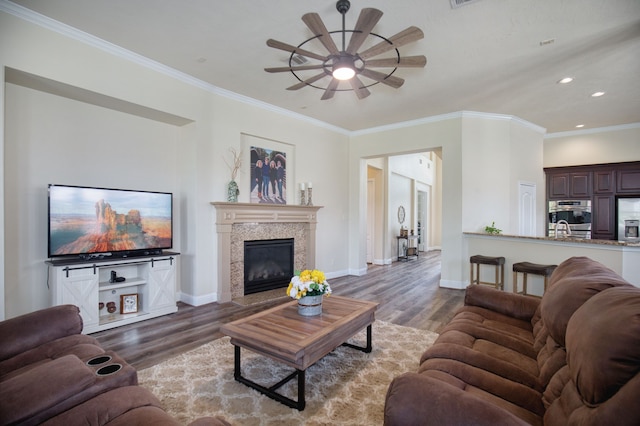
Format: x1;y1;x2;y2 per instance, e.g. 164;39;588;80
336;0;351;15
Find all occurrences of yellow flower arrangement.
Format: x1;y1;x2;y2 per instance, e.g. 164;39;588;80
286;269;332;299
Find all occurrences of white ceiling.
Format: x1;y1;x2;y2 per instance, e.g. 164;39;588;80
8;0;640;133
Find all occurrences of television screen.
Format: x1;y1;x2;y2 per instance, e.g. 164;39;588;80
48;184;173;258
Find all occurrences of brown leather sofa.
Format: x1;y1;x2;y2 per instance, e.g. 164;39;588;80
384;256;640;425
0;304;229;426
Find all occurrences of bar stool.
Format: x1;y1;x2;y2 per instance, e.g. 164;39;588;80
512;262;557;296
469;255;505;290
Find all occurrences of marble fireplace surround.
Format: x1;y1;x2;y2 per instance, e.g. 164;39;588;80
211;202;322;302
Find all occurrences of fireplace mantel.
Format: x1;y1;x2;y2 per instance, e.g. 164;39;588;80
211;202;323;302
211;202;322;225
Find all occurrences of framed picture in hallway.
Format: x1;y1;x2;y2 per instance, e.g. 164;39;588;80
242;134;292;205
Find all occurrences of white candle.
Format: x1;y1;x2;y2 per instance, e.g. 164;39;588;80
307;182;312;188
300;182;306;190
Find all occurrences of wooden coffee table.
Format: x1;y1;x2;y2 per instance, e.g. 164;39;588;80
220;295;379;410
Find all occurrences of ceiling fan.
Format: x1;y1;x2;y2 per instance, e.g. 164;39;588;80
264;0;427;100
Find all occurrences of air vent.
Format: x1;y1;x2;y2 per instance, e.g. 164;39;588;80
450;0;482;8
291;54;308;65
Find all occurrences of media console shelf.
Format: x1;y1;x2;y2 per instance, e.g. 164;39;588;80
47;252;179;334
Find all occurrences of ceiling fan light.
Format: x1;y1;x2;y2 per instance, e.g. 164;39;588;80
333;65;355;80
332;56;356;80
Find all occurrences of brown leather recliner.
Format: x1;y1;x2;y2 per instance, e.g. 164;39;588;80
384;256;640;425
0;304;230;426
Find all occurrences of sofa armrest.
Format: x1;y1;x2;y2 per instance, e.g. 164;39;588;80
0;354;94;425
384;372;530;426
464;285;540;322
0;305;83;362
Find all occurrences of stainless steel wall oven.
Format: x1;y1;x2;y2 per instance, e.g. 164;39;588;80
548;200;592;239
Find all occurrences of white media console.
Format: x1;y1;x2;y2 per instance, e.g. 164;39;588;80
47;252;179;334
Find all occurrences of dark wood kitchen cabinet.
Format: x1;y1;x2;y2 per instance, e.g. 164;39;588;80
592;195;615;240
617;168;640;193
594;170;615;194
545;161;640;240
547;171;592;199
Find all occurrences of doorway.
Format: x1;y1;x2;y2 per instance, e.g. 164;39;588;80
417;189;429;252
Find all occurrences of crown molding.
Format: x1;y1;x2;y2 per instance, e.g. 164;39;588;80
0;0;350;135
351;110;546;136
545;122;640;139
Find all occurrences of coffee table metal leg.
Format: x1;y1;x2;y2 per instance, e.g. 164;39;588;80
342;324;373;353
233;345;306;410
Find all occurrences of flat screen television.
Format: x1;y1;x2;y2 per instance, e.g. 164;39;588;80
48;184;173;259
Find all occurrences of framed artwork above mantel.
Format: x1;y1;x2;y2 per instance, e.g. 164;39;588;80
241;134;295;205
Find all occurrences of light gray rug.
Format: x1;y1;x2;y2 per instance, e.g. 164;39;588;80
138;321;438;425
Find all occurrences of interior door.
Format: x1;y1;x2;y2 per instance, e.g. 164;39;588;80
417;189;428;251
519;182;536;236
366;179;375;263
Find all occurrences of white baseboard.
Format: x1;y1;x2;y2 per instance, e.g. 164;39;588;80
178;291;218;306
439;279;467;290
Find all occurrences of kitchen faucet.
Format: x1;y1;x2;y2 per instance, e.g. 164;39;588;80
555;220;572;238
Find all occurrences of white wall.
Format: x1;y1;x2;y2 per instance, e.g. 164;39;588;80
0;11;350;318
4;83;181;317
349;114;544;289
544;125;640;167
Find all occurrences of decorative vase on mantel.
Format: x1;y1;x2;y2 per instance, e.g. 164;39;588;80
297;295;323;316
227;180;239;202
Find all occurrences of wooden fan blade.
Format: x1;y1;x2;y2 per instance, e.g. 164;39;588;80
359;68;405;88
349;76;371;99
346;8;383;55
302;13;340;56
267;39;327;62
321;78;340;100
265;64;326;73
287;72;330;90
358;26;425;60
365;55;427;68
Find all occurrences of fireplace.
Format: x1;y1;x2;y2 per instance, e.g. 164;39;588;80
212;202;322;302
244;238;294;295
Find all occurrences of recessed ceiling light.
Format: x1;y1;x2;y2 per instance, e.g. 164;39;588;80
576;124;585;128
591;91;605;97
558;77;573;84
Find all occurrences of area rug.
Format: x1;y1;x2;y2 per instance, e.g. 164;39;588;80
138;321;438;425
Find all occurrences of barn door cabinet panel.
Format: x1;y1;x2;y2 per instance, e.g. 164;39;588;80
48;254;179;334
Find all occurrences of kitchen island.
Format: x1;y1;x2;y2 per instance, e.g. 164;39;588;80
464;232;640;295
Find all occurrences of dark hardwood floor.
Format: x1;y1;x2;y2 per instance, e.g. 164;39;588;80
93;250;464;370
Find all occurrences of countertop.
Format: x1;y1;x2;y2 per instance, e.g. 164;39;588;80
463;232;640;247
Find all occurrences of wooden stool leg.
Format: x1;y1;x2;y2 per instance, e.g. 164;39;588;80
513;271;518;294
499;264;504;290
494;266;499;289
523;273;528;295
470;263;474;285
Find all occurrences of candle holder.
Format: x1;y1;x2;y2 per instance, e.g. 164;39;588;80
306;187;313;206
300;189;307;206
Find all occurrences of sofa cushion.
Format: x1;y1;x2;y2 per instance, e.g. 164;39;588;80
0;305;83;362
543;286;640;425
385;371;536;426
0;334;103;379
539;257;632;348
566;286;640;405
0;354;95;425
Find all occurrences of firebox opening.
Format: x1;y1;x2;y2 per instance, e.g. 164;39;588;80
244;238;294;295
